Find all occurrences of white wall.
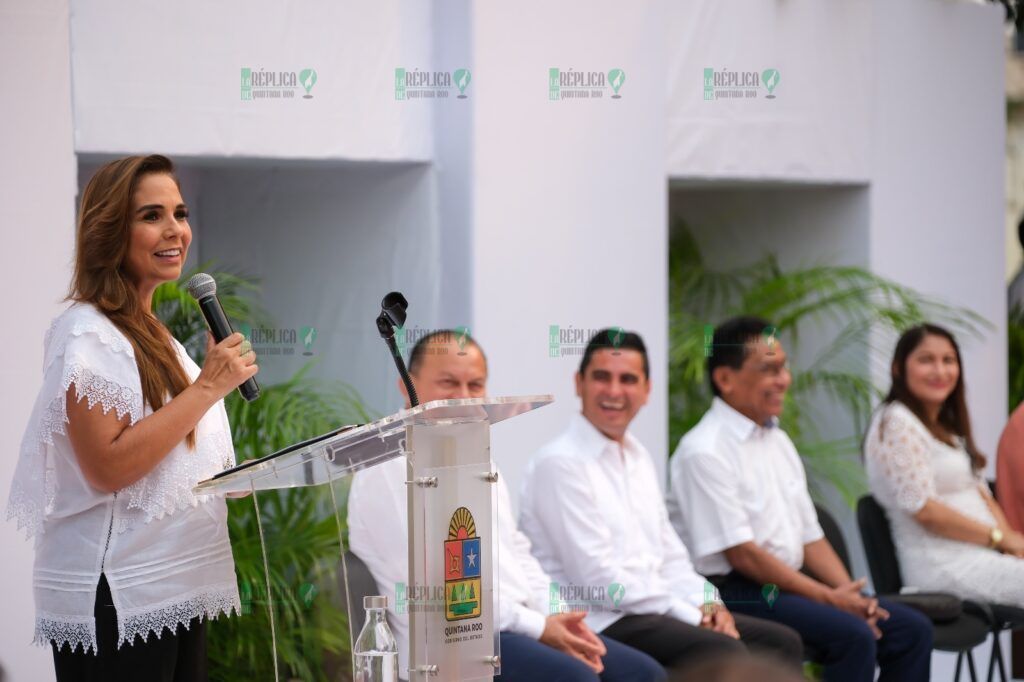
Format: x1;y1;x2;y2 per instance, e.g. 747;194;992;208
0;0;75;678
470;1;671;508
197;161;442;417
669;183;871;419
665;0;871;183
869;0;1006;462
431;0;475;327
70;0;434;162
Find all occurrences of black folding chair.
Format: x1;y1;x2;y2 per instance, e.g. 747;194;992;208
856;495;1004;682
981;482;1024;682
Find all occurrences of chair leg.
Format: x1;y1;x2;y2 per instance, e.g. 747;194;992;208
987;629;1008;682
1013;630;1024;679
994;631;1008;682
955;650;964;682
969;648;980;682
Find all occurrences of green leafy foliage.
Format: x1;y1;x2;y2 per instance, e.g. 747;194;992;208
154;268;372;682
668;221;987;505
1009;306;1024;413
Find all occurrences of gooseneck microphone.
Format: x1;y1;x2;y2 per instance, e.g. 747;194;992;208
186;273;261;402
376;291;419;407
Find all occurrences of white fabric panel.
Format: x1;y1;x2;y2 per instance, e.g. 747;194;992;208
868;0;1006;462
665;0;871;183
470;0;671;510
197;162;441;418
70;0;433;162
0;0;76;678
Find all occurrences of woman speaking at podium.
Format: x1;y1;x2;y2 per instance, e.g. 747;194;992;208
6;155;258;681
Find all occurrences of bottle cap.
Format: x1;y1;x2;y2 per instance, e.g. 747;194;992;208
364;595;388;610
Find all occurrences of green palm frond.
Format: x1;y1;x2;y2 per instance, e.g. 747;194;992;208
668;220;988;505
156;267;371;682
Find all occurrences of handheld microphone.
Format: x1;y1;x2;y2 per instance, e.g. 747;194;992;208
376;291;419;407
186;273;261;402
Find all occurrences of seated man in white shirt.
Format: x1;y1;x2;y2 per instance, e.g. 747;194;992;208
520;329;803;678
348;330;666;682
669;316;933;682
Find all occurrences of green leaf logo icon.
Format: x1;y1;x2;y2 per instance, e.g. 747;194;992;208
300;68;317;98
299;582;318;608
608;68;625;98
300;326;318;355
762;583;780;609
454;68;471;98
454;326;471;355
761;68;779;99
608;582;626;607
607;326;625;351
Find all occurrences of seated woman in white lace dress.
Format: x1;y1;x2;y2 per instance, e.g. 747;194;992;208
865;324;1024;607
5;155;260;681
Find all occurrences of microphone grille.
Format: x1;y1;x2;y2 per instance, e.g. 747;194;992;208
186;273;216;300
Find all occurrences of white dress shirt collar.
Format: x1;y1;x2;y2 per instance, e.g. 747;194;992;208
520;414;709;632
711;396;779;442
568;411;644;461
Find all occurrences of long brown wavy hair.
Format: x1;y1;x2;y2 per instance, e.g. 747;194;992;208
67;154;196;449
881;324;984;471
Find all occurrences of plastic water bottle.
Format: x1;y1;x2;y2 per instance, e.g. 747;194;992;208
353;595;398;682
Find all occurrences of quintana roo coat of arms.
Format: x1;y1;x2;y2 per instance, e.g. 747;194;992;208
444;506;482;621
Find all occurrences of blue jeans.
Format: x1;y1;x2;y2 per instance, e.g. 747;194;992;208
498;631;667;682
717;575;932;682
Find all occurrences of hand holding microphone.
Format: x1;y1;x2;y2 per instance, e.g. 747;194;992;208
197;332;259;401
187;273;261;402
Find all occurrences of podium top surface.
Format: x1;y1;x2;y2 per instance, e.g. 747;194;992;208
194;394;553;494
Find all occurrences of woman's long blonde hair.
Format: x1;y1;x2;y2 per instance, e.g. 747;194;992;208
68;154;196;448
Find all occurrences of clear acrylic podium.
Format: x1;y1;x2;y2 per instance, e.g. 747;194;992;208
195;395;553;681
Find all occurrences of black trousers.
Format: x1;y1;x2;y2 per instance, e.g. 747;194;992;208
712;572;932;682
51;574;208;682
602;611;804;678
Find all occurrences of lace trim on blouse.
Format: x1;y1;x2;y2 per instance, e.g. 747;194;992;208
115;428;236;534
34;583;241;653
34;613;96;654
7;312;234;538
6;337;143;539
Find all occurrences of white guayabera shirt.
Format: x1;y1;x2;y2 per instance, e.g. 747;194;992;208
519;414;710;633
667;397;824;578
6;302;240;654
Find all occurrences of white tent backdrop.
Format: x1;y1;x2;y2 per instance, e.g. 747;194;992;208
0;0;1008;678
665;1;871;182
70;0;434;162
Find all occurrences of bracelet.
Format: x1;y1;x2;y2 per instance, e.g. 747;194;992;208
989;526;1004;550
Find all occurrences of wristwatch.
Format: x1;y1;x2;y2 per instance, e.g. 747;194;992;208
989;527;1004;550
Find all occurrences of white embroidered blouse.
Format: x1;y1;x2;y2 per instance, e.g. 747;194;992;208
6;302;241;653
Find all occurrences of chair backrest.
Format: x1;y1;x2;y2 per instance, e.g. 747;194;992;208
340;550;384;632
856;495;904;594
814;503;852;575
